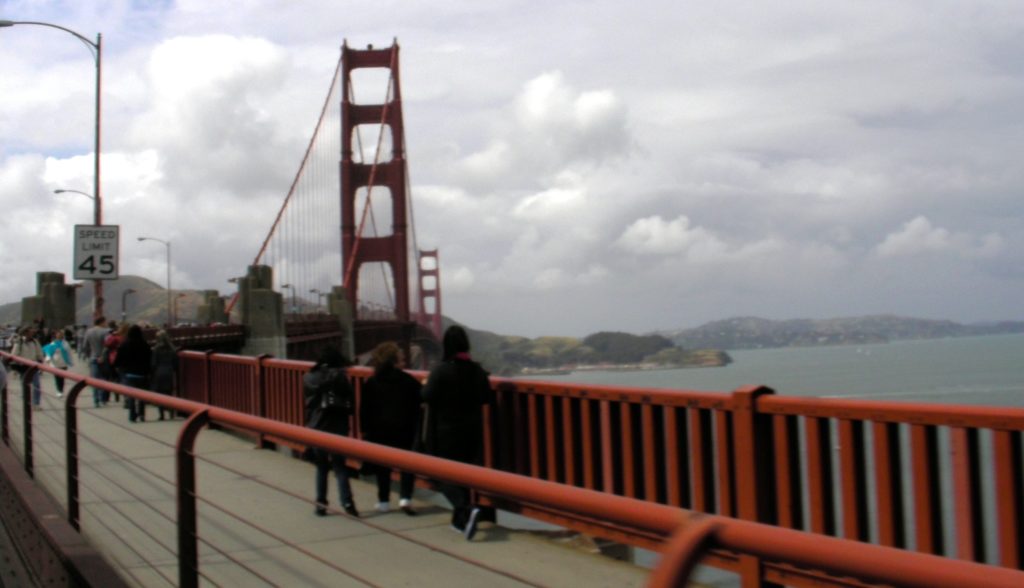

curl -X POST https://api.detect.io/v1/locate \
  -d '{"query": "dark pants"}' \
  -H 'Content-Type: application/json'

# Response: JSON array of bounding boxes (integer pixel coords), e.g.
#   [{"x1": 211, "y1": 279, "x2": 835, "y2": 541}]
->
[
  {"x1": 53, "y1": 374, "x2": 65, "y2": 393},
  {"x1": 314, "y1": 450, "x2": 353, "y2": 508},
  {"x1": 373, "y1": 464, "x2": 415, "y2": 503},
  {"x1": 121, "y1": 374, "x2": 147, "y2": 422}
]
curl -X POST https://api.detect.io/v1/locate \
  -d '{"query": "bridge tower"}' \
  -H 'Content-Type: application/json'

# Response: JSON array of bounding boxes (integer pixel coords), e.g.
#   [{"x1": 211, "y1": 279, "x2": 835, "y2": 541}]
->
[{"x1": 340, "y1": 42, "x2": 410, "y2": 323}]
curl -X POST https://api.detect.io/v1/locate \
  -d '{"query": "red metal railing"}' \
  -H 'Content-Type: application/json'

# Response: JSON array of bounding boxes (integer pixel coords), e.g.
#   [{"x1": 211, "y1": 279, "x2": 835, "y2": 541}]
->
[
  {"x1": 3, "y1": 350, "x2": 1023, "y2": 588},
  {"x1": 178, "y1": 351, "x2": 1024, "y2": 570}
]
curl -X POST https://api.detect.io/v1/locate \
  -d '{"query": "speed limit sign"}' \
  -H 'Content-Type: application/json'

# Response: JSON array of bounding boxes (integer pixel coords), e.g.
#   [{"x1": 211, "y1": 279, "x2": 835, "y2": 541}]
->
[{"x1": 73, "y1": 225, "x2": 120, "y2": 280}]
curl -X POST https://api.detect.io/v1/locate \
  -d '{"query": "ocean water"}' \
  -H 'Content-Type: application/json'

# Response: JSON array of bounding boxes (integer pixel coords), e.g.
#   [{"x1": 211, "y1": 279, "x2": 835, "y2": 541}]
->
[
  {"x1": 523, "y1": 333, "x2": 1024, "y2": 407},
  {"x1": 519, "y1": 334, "x2": 1024, "y2": 583}
]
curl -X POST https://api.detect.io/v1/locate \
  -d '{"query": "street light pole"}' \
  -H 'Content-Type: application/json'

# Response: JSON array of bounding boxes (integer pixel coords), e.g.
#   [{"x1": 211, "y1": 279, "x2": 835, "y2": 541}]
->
[
  {"x1": 138, "y1": 237, "x2": 172, "y2": 327},
  {"x1": 2, "y1": 20, "x2": 104, "y2": 320},
  {"x1": 281, "y1": 283, "x2": 296, "y2": 314},
  {"x1": 121, "y1": 288, "x2": 136, "y2": 322}
]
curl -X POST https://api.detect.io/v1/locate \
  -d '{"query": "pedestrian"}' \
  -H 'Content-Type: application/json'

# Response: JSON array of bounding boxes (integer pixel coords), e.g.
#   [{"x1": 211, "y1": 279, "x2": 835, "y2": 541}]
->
[
  {"x1": 360, "y1": 341, "x2": 422, "y2": 515},
  {"x1": 303, "y1": 345, "x2": 358, "y2": 517},
  {"x1": 421, "y1": 325, "x2": 495, "y2": 540},
  {"x1": 150, "y1": 330, "x2": 178, "y2": 420},
  {"x1": 82, "y1": 317, "x2": 110, "y2": 407},
  {"x1": 104, "y1": 322, "x2": 128, "y2": 403},
  {"x1": 113, "y1": 325, "x2": 151, "y2": 423},
  {"x1": 42, "y1": 329, "x2": 74, "y2": 399},
  {"x1": 12, "y1": 327, "x2": 45, "y2": 406}
]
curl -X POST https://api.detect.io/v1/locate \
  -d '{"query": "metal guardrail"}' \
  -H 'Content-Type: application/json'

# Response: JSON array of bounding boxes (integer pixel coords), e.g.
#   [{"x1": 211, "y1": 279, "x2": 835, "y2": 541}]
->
[{"x1": 3, "y1": 350, "x2": 1024, "y2": 587}]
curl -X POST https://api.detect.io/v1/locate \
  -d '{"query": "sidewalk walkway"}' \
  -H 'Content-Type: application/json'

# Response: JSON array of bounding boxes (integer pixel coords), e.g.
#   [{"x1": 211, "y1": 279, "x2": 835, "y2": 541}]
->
[{"x1": 5, "y1": 363, "x2": 650, "y2": 587}]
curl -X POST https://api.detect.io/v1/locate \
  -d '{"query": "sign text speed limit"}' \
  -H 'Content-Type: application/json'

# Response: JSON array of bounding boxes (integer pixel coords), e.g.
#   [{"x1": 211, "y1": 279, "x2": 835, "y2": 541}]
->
[{"x1": 73, "y1": 225, "x2": 120, "y2": 280}]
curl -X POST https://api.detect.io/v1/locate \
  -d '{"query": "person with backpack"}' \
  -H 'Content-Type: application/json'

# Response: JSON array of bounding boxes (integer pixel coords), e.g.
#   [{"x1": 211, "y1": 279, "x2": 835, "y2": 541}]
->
[
  {"x1": 303, "y1": 345, "x2": 359, "y2": 517},
  {"x1": 12, "y1": 327, "x2": 45, "y2": 406}
]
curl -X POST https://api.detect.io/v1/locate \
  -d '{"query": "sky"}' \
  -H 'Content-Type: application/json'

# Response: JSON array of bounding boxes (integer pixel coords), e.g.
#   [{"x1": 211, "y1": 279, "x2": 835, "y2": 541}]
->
[{"x1": 1, "y1": 1, "x2": 1023, "y2": 338}]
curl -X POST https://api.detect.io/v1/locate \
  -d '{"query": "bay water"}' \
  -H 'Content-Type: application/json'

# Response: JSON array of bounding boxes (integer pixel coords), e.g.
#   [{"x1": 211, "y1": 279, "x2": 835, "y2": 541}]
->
[
  {"x1": 525, "y1": 333, "x2": 1024, "y2": 407},
  {"x1": 517, "y1": 334, "x2": 1024, "y2": 583}
]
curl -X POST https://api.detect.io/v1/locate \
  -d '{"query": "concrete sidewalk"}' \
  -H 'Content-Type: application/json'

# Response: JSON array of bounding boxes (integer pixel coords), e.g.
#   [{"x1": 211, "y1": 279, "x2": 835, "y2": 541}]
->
[{"x1": 6, "y1": 365, "x2": 651, "y2": 587}]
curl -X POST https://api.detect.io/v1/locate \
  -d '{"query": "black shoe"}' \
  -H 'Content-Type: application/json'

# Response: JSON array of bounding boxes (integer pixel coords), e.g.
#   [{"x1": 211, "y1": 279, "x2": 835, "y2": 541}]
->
[
  {"x1": 464, "y1": 507, "x2": 482, "y2": 541},
  {"x1": 315, "y1": 504, "x2": 327, "y2": 517},
  {"x1": 343, "y1": 503, "x2": 359, "y2": 517}
]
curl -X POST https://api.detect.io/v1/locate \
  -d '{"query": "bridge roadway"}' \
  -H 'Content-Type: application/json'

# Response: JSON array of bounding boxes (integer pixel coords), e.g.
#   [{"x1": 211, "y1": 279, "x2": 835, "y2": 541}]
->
[{"x1": 4, "y1": 363, "x2": 651, "y2": 587}]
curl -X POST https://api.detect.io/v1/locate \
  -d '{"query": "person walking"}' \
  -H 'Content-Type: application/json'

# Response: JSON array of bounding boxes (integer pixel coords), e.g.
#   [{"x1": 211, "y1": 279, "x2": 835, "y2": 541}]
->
[
  {"x1": 150, "y1": 330, "x2": 178, "y2": 420},
  {"x1": 42, "y1": 329, "x2": 74, "y2": 399},
  {"x1": 104, "y1": 322, "x2": 128, "y2": 404},
  {"x1": 360, "y1": 341, "x2": 422, "y2": 515},
  {"x1": 12, "y1": 327, "x2": 45, "y2": 406},
  {"x1": 304, "y1": 345, "x2": 359, "y2": 517},
  {"x1": 82, "y1": 317, "x2": 110, "y2": 407},
  {"x1": 421, "y1": 325, "x2": 495, "y2": 540},
  {"x1": 113, "y1": 325, "x2": 152, "y2": 423}
]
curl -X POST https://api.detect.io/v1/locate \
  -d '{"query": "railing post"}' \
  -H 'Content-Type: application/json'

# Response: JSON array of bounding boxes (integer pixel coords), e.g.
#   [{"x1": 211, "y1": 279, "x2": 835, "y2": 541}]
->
[
  {"x1": 1, "y1": 370, "x2": 8, "y2": 445},
  {"x1": 202, "y1": 351, "x2": 214, "y2": 405},
  {"x1": 66, "y1": 380, "x2": 90, "y2": 531},
  {"x1": 177, "y1": 409, "x2": 210, "y2": 588},
  {"x1": 255, "y1": 354, "x2": 270, "y2": 447},
  {"x1": 22, "y1": 365, "x2": 38, "y2": 477},
  {"x1": 731, "y1": 385, "x2": 776, "y2": 588}
]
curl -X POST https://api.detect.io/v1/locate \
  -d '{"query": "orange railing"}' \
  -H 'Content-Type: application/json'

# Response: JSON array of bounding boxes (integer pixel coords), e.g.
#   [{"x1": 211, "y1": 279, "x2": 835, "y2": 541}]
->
[
  {"x1": 177, "y1": 351, "x2": 1024, "y2": 573},
  {"x1": 3, "y1": 350, "x2": 1023, "y2": 587}
]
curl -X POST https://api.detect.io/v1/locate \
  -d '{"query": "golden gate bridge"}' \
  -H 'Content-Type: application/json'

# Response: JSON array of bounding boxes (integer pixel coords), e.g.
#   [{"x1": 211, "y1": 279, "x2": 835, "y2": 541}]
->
[{"x1": 233, "y1": 40, "x2": 442, "y2": 359}]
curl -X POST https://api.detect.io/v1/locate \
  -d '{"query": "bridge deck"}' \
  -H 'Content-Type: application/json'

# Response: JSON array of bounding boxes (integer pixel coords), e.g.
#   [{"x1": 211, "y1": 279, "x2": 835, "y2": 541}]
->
[{"x1": 6, "y1": 365, "x2": 650, "y2": 587}]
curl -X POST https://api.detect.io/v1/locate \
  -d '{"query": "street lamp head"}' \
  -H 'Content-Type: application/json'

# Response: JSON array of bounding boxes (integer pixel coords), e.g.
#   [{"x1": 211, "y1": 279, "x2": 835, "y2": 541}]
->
[{"x1": 0, "y1": 20, "x2": 16, "y2": 27}]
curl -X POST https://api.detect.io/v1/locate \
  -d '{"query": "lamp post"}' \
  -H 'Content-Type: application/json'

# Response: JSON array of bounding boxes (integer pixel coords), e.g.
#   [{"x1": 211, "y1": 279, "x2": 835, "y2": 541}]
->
[
  {"x1": 121, "y1": 288, "x2": 135, "y2": 323},
  {"x1": 138, "y1": 237, "x2": 172, "y2": 327},
  {"x1": 2, "y1": 20, "x2": 104, "y2": 320},
  {"x1": 310, "y1": 288, "x2": 328, "y2": 313},
  {"x1": 174, "y1": 293, "x2": 187, "y2": 326},
  {"x1": 281, "y1": 283, "x2": 297, "y2": 314}
]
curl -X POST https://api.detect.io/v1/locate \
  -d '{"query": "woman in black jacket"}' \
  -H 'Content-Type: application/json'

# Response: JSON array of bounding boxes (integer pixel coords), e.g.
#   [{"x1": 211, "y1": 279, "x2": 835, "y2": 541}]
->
[
  {"x1": 304, "y1": 345, "x2": 358, "y2": 517},
  {"x1": 113, "y1": 325, "x2": 151, "y2": 422},
  {"x1": 422, "y1": 326, "x2": 494, "y2": 539},
  {"x1": 360, "y1": 342, "x2": 422, "y2": 515}
]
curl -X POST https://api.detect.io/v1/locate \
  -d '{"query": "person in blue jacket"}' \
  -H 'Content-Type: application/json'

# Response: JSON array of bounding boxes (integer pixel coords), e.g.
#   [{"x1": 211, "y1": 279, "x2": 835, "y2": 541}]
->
[{"x1": 43, "y1": 329, "x2": 75, "y2": 399}]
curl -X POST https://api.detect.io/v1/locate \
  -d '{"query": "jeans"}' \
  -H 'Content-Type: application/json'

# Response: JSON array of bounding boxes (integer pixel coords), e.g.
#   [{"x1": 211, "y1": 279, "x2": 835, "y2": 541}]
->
[
  {"x1": 30, "y1": 371, "x2": 41, "y2": 406},
  {"x1": 313, "y1": 450, "x2": 353, "y2": 508},
  {"x1": 89, "y1": 360, "x2": 104, "y2": 406},
  {"x1": 122, "y1": 374, "x2": 147, "y2": 422}
]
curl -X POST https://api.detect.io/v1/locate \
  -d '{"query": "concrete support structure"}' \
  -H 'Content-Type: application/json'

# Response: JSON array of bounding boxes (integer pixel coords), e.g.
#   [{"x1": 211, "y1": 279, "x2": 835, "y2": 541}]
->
[
  {"x1": 237, "y1": 265, "x2": 286, "y2": 358},
  {"x1": 196, "y1": 290, "x2": 228, "y2": 325},
  {"x1": 328, "y1": 285, "x2": 355, "y2": 360},
  {"x1": 21, "y1": 272, "x2": 78, "y2": 329}
]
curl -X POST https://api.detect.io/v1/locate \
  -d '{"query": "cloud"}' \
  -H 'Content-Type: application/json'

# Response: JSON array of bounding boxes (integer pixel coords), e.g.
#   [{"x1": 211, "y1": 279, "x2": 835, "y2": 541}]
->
[
  {"x1": 875, "y1": 216, "x2": 1006, "y2": 259},
  {"x1": 615, "y1": 215, "x2": 730, "y2": 261}
]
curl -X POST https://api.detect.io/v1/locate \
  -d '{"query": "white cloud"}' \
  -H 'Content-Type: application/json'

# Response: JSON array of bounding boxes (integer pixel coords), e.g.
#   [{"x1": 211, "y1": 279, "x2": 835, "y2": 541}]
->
[
  {"x1": 875, "y1": 216, "x2": 1006, "y2": 259},
  {"x1": 616, "y1": 215, "x2": 728, "y2": 260}
]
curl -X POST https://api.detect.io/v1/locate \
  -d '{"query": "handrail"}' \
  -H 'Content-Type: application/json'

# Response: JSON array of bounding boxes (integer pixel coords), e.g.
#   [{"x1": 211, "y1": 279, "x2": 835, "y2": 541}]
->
[{"x1": 3, "y1": 351, "x2": 1022, "y2": 588}]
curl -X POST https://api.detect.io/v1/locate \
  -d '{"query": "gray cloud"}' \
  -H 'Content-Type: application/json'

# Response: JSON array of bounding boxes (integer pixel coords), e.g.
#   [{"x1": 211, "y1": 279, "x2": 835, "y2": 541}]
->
[{"x1": 1, "y1": 1, "x2": 1023, "y2": 336}]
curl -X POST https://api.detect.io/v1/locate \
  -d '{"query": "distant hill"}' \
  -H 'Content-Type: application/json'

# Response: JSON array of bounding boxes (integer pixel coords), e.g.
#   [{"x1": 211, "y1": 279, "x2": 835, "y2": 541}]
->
[
  {"x1": 659, "y1": 315, "x2": 1024, "y2": 351},
  {"x1": 0, "y1": 275, "x2": 216, "y2": 327},
  {"x1": 451, "y1": 320, "x2": 731, "y2": 376}
]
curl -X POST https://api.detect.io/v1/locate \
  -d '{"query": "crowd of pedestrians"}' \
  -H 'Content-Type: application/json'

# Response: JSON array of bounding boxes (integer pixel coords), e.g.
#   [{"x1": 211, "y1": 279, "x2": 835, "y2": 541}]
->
[
  {"x1": 6, "y1": 320, "x2": 496, "y2": 541},
  {"x1": 3, "y1": 318, "x2": 179, "y2": 422}
]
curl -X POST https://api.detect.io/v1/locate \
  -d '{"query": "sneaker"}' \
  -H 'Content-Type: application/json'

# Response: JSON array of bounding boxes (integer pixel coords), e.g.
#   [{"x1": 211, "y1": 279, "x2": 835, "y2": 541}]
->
[
  {"x1": 399, "y1": 498, "x2": 416, "y2": 516},
  {"x1": 376, "y1": 502, "x2": 390, "y2": 513},
  {"x1": 314, "y1": 505, "x2": 328, "y2": 517},
  {"x1": 464, "y1": 507, "x2": 482, "y2": 541},
  {"x1": 343, "y1": 503, "x2": 360, "y2": 517},
  {"x1": 56, "y1": 392, "x2": 63, "y2": 399}
]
